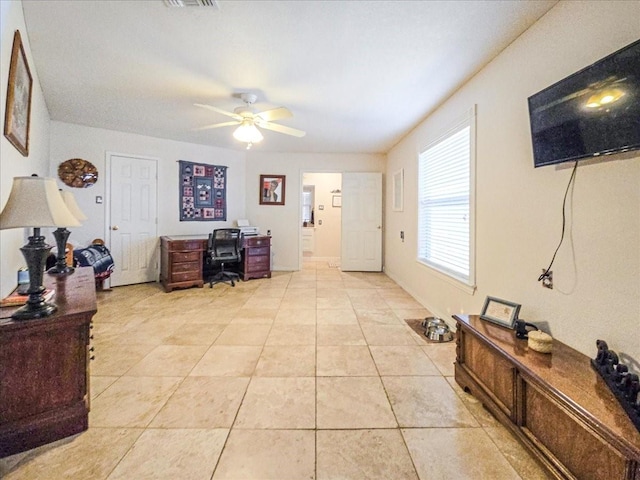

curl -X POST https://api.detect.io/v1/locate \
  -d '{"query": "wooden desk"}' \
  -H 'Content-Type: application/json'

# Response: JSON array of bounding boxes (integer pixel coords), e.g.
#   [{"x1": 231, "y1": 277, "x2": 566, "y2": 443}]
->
[
  {"x1": 454, "y1": 314, "x2": 640, "y2": 480},
  {"x1": 160, "y1": 234, "x2": 271, "y2": 292},
  {"x1": 0, "y1": 267, "x2": 97, "y2": 458}
]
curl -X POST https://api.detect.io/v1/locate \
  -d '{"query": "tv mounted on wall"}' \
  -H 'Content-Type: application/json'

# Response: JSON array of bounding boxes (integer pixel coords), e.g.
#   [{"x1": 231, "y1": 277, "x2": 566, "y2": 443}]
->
[{"x1": 528, "y1": 39, "x2": 640, "y2": 168}]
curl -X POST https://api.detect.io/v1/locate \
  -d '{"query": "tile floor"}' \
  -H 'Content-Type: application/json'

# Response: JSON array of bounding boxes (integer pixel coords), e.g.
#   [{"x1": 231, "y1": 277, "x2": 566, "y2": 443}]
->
[{"x1": 1, "y1": 261, "x2": 550, "y2": 479}]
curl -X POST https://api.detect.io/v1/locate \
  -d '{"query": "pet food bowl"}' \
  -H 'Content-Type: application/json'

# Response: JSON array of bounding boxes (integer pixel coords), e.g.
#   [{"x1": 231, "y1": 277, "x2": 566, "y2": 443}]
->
[
  {"x1": 421, "y1": 316, "x2": 447, "y2": 330},
  {"x1": 421, "y1": 317, "x2": 454, "y2": 342},
  {"x1": 426, "y1": 325, "x2": 454, "y2": 342}
]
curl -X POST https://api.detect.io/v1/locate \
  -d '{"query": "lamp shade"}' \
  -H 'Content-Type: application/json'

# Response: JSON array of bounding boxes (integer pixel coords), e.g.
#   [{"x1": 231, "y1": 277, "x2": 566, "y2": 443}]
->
[
  {"x1": 233, "y1": 120, "x2": 264, "y2": 144},
  {"x1": 61, "y1": 191, "x2": 88, "y2": 222},
  {"x1": 0, "y1": 176, "x2": 81, "y2": 230}
]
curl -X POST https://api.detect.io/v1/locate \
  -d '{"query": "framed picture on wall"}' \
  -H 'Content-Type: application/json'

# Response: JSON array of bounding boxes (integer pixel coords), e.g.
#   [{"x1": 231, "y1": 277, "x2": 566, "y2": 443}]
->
[
  {"x1": 260, "y1": 174, "x2": 286, "y2": 206},
  {"x1": 3, "y1": 30, "x2": 33, "y2": 157},
  {"x1": 392, "y1": 169, "x2": 404, "y2": 211}
]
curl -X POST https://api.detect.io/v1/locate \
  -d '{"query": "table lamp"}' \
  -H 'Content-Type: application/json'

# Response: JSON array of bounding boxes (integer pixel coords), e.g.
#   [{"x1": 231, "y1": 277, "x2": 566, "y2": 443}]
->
[
  {"x1": 0, "y1": 176, "x2": 81, "y2": 320},
  {"x1": 48, "y1": 190, "x2": 88, "y2": 275}
]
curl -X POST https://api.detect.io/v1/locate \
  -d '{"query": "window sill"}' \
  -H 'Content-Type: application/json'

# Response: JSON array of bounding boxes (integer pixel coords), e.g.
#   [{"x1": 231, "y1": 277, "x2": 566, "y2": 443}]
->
[{"x1": 416, "y1": 259, "x2": 476, "y2": 295}]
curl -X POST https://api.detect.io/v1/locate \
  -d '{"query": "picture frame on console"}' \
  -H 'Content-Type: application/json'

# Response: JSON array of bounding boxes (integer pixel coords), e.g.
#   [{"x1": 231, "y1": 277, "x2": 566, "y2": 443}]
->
[
  {"x1": 3, "y1": 30, "x2": 33, "y2": 157},
  {"x1": 480, "y1": 296, "x2": 521, "y2": 328},
  {"x1": 259, "y1": 174, "x2": 286, "y2": 206}
]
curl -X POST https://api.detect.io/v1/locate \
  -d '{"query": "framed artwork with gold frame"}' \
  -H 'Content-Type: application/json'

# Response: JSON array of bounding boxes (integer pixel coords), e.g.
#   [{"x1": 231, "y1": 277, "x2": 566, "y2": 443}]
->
[{"x1": 4, "y1": 31, "x2": 33, "y2": 157}]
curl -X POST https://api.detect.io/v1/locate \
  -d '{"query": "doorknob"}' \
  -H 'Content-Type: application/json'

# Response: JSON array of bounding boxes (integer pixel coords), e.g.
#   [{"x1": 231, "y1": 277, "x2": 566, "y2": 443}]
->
[
  {"x1": 377, "y1": 226, "x2": 382, "y2": 229},
  {"x1": 112, "y1": 225, "x2": 119, "y2": 231}
]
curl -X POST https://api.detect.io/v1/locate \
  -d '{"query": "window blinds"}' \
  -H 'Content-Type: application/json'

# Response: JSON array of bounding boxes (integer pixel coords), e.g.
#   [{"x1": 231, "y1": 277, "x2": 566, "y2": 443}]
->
[{"x1": 418, "y1": 123, "x2": 471, "y2": 285}]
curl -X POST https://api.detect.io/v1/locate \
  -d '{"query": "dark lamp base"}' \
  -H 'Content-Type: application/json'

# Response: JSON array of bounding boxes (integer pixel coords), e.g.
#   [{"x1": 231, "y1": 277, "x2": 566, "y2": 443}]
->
[
  {"x1": 48, "y1": 265, "x2": 75, "y2": 275},
  {"x1": 12, "y1": 228, "x2": 58, "y2": 320},
  {"x1": 11, "y1": 301, "x2": 57, "y2": 320},
  {"x1": 49, "y1": 227, "x2": 73, "y2": 276}
]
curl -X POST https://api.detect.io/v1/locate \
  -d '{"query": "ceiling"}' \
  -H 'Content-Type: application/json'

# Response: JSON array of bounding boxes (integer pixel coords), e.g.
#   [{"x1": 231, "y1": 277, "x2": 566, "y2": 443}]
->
[{"x1": 21, "y1": 0, "x2": 557, "y2": 154}]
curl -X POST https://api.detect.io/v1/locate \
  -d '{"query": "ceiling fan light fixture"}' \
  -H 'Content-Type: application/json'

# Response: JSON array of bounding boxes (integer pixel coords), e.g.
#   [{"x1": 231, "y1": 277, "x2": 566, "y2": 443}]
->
[
  {"x1": 585, "y1": 88, "x2": 625, "y2": 108},
  {"x1": 233, "y1": 120, "x2": 263, "y2": 144}
]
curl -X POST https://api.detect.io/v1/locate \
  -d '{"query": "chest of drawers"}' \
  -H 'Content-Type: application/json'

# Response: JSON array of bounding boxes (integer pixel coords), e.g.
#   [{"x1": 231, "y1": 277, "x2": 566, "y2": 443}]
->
[
  {"x1": 241, "y1": 235, "x2": 271, "y2": 280},
  {"x1": 160, "y1": 236, "x2": 206, "y2": 292}
]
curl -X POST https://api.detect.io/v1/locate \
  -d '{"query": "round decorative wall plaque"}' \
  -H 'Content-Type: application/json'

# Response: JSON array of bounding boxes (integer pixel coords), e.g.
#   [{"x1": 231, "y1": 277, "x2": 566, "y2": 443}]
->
[{"x1": 58, "y1": 158, "x2": 98, "y2": 188}]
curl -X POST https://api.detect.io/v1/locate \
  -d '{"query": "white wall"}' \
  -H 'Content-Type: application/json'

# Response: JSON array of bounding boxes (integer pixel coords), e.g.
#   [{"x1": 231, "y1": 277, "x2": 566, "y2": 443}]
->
[
  {"x1": 0, "y1": 0, "x2": 52, "y2": 297},
  {"x1": 303, "y1": 172, "x2": 342, "y2": 259},
  {"x1": 49, "y1": 121, "x2": 246, "y2": 248},
  {"x1": 246, "y1": 153, "x2": 384, "y2": 270},
  {"x1": 385, "y1": 0, "x2": 640, "y2": 361}
]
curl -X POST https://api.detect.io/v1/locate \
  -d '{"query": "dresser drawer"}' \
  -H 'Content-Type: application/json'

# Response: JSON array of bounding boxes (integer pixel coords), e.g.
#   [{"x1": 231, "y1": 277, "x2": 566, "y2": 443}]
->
[
  {"x1": 246, "y1": 264, "x2": 269, "y2": 273},
  {"x1": 247, "y1": 246, "x2": 270, "y2": 256},
  {"x1": 171, "y1": 261, "x2": 200, "y2": 274},
  {"x1": 172, "y1": 251, "x2": 200, "y2": 263},
  {"x1": 170, "y1": 240, "x2": 204, "y2": 251},
  {"x1": 246, "y1": 255, "x2": 269, "y2": 269},
  {"x1": 171, "y1": 271, "x2": 201, "y2": 283},
  {"x1": 244, "y1": 236, "x2": 270, "y2": 247}
]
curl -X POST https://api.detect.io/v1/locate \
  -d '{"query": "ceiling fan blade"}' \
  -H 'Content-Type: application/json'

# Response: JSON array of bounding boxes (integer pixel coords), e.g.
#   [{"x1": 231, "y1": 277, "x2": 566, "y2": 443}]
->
[
  {"x1": 194, "y1": 103, "x2": 243, "y2": 121},
  {"x1": 194, "y1": 121, "x2": 240, "y2": 131},
  {"x1": 257, "y1": 120, "x2": 306, "y2": 138},
  {"x1": 255, "y1": 107, "x2": 293, "y2": 122}
]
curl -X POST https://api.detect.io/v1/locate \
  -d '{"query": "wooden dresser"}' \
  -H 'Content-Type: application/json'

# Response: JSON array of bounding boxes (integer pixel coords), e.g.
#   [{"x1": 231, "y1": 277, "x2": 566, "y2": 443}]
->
[
  {"x1": 160, "y1": 235, "x2": 207, "y2": 292},
  {"x1": 241, "y1": 235, "x2": 271, "y2": 281},
  {"x1": 0, "y1": 267, "x2": 97, "y2": 458},
  {"x1": 454, "y1": 314, "x2": 640, "y2": 480}
]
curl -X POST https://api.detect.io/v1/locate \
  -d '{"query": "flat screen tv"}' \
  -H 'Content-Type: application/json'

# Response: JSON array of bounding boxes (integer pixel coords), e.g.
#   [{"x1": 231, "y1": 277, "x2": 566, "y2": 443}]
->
[{"x1": 528, "y1": 39, "x2": 640, "y2": 168}]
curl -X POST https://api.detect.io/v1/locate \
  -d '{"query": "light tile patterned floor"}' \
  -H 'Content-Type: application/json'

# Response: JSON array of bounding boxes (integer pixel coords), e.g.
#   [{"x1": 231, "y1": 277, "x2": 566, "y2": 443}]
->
[{"x1": 1, "y1": 261, "x2": 550, "y2": 479}]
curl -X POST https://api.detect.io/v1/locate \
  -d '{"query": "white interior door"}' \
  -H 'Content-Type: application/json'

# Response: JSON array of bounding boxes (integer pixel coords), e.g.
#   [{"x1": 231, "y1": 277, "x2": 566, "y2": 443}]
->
[
  {"x1": 341, "y1": 172, "x2": 382, "y2": 271},
  {"x1": 108, "y1": 154, "x2": 158, "y2": 286}
]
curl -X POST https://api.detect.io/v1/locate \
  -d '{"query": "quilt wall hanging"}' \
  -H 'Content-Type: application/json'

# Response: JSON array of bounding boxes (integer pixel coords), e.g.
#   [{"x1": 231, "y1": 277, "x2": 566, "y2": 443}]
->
[{"x1": 179, "y1": 160, "x2": 227, "y2": 221}]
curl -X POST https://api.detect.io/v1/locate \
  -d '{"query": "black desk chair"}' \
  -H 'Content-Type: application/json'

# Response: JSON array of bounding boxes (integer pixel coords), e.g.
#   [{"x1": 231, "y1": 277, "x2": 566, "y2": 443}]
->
[{"x1": 207, "y1": 228, "x2": 242, "y2": 287}]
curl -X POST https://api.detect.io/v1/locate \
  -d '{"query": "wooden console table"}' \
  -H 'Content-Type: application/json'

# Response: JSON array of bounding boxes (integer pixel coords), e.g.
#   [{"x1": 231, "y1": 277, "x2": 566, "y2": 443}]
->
[
  {"x1": 454, "y1": 314, "x2": 640, "y2": 480},
  {"x1": 0, "y1": 267, "x2": 97, "y2": 458},
  {"x1": 160, "y1": 234, "x2": 272, "y2": 292}
]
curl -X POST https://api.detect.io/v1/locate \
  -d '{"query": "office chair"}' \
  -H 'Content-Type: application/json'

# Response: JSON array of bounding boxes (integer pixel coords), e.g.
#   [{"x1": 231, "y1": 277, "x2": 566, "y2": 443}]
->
[{"x1": 207, "y1": 228, "x2": 242, "y2": 287}]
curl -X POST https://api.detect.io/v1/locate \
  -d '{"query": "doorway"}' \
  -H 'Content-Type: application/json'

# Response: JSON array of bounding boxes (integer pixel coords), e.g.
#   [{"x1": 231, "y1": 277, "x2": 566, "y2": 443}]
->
[
  {"x1": 107, "y1": 153, "x2": 159, "y2": 286},
  {"x1": 300, "y1": 172, "x2": 342, "y2": 268}
]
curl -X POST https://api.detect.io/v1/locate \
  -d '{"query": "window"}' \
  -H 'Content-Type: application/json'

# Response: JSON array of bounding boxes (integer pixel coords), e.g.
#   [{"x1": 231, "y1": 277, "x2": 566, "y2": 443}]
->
[{"x1": 418, "y1": 109, "x2": 475, "y2": 288}]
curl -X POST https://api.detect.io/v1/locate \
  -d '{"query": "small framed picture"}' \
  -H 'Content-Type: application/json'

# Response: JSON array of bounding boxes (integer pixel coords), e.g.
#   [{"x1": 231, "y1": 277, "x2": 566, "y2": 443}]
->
[
  {"x1": 4, "y1": 30, "x2": 33, "y2": 157},
  {"x1": 259, "y1": 174, "x2": 286, "y2": 206},
  {"x1": 332, "y1": 195, "x2": 341, "y2": 207},
  {"x1": 480, "y1": 296, "x2": 521, "y2": 329}
]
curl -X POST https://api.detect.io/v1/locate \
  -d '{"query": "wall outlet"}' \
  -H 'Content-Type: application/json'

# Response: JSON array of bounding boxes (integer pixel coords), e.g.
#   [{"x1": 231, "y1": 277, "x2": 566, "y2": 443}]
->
[
  {"x1": 400, "y1": 231, "x2": 404, "y2": 242},
  {"x1": 541, "y1": 269, "x2": 553, "y2": 289}
]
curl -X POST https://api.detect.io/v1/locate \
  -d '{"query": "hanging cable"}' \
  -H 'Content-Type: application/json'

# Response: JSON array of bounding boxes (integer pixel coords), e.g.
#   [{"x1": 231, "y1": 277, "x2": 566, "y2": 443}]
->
[{"x1": 538, "y1": 159, "x2": 579, "y2": 283}]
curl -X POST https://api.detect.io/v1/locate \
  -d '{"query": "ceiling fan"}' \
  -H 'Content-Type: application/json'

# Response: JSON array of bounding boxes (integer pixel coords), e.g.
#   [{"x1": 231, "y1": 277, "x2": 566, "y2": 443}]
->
[{"x1": 195, "y1": 93, "x2": 305, "y2": 148}]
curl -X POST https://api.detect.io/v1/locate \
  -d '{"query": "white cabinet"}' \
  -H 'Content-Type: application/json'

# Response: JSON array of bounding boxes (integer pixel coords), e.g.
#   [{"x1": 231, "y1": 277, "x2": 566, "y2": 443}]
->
[{"x1": 302, "y1": 228, "x2": 315, "y2": 253}]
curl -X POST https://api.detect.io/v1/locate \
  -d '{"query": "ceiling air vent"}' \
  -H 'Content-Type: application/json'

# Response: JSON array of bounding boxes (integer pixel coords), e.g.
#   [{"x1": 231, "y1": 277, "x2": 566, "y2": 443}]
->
[{"x1": 163, "y1": 0, "x2": 219, "y2": 8}]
